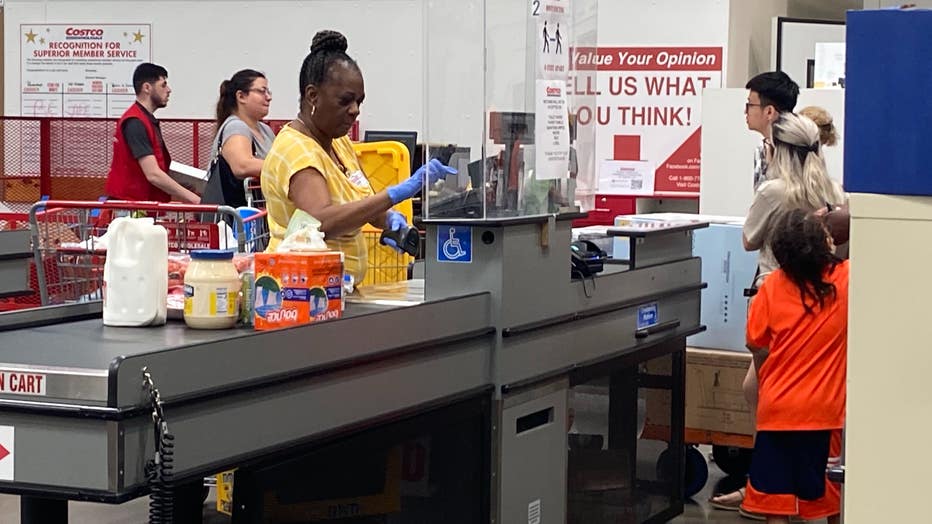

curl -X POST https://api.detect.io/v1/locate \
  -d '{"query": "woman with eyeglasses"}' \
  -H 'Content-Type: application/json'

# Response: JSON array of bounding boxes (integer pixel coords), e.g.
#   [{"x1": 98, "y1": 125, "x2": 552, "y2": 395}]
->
[{"x1": 201, "y1": 68, "x2": 276, "y2": 208}]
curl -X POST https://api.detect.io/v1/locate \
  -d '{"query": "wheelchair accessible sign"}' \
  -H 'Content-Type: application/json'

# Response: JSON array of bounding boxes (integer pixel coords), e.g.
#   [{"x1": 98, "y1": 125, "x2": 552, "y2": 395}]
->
[{"x1": 437, "y1": 226, "x2": 472, "y2": 263}]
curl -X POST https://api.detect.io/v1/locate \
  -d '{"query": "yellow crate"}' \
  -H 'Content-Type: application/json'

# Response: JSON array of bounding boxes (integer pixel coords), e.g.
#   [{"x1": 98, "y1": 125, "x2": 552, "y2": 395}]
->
[
  {"x1": 361, "y1": 227, "x2": 412, "y2": 285},
  {"x1": 353, "y1": 141, "x2": 415, "y2": 286}
]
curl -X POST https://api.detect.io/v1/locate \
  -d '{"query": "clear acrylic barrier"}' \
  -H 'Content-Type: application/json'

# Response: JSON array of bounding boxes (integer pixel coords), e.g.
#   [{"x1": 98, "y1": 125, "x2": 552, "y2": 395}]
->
[{"x1": 424, "y1": 0, "x2": 598, "y2": 220}]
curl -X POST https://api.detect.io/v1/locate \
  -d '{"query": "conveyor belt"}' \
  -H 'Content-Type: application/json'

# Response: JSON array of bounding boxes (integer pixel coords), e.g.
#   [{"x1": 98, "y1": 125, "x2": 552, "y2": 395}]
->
[{"x1": 0, "y1": 287, "x2": 492, "y2": 410}]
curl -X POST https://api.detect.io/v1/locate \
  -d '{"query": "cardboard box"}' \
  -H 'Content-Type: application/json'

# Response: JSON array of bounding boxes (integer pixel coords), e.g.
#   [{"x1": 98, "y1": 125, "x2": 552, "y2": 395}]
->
[
  {"x1": 685, "y1": 348, "x2": 754, "y2": 435},
  {"x1": 644, "y1": 348, "x2": 754, "y2": 437},
  {"x1": 253, "y1": 251, "x2": 344, "y2": 330},
  {"x1": 168, "y1": 161, "x2": 208, "y2": 195}
]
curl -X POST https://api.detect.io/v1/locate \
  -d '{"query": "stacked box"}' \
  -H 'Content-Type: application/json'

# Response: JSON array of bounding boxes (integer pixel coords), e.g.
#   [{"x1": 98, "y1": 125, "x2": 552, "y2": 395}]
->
[
  {"x1": 253, "y1": 252, "x2": 344, "y2": 331},
  {"x1": 645, "y1": 348, "x2": 755, "y2": 436}
]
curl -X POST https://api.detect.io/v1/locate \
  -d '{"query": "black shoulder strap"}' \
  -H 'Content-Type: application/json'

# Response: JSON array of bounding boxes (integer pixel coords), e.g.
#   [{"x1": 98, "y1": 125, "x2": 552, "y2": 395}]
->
[
  {"x1": 744, "y1": 265, "x2": 761, "y2": 297},
  {"x1": 213, "y1": 119, "x2": 234, "y2": 160}
]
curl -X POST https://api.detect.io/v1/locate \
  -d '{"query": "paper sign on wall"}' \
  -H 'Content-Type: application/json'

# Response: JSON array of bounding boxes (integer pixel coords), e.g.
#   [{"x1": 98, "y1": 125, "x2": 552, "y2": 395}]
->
[
  {"x1": 533, "y1": 0, "x2": 572, "y2": 182},
  {"x1": 20, "y1": 23, "x2": 152, "y2": 118},
  {"x1": 598, "y1": 160, "x2": 654, "y2": 196},
  {"x1": 572, "y1": 46, "x2": 723, "y2": 196},
  {"x1": 534, "y1": 0, "x2": 571, "y2": 81},
  {"x1": 814, "y1": 42, "x2": 845, "y2": 89},
  {"x1": 534, "y1": 80, "x2": 571, "y2": 180}
]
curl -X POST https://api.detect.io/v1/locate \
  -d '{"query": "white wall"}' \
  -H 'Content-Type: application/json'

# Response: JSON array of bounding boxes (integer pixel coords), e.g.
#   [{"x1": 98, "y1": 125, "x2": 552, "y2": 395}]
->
[
  {"x1": 597, "y1": 0, "x2": 729, "y2": 49},
  {"x1": 699, "y1": 87, "x2": 845, "y2": 216},
  {"x1": 3, "y1": 0, "x2": 793, "y2": 204},
  {"x1": 4, "y1": 0, "x2": 426, "y2": 134},
  {"x1": 845, "y1": 193, "x2": 932, "y2": 524},
  {"x1": 3, "y1": 0, "x2": 732, "y2": 124},
  {"x1": 787, "y1": 0, "x2": 860, "y2": 19},
  {"x1": 727, "y1": 0, "x2": 788, "y2": 87}
]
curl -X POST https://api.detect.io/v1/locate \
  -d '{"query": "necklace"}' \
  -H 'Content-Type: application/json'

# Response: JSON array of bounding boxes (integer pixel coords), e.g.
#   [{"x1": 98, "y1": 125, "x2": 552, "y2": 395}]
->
[{"x1": 294, "y1": 115, "x2": 347, "y2": 174}]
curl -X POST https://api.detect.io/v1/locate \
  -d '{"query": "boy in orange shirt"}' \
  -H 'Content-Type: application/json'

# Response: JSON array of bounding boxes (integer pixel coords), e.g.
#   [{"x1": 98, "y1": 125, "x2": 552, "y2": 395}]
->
[{"x1": 740, "y1": 209, "x2": 847, "y2": 524}]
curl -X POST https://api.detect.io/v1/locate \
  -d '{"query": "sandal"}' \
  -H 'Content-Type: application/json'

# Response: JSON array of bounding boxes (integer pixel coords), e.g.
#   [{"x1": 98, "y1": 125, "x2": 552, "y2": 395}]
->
[
  {"x1": 739, "y1": 507, "x2": 805, "y2": 522},
  {"x1": 738, "y1": 506, "x2": 767, "y2": 520},
  {"x1": 709, "y1": 487, "x2": 745, "y2": 511}
]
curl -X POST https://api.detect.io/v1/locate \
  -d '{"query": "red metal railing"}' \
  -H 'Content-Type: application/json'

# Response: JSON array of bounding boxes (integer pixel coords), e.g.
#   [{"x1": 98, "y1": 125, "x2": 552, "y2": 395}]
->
[{"x1": 0, "y1": 116, "x2": 359, "y2": 206}]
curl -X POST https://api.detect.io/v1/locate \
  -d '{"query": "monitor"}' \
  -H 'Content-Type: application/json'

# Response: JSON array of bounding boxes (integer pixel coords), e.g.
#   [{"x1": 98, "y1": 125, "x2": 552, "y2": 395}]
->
[{"x1": 363, "y1": 130, "x2": 418, "y2": 173}]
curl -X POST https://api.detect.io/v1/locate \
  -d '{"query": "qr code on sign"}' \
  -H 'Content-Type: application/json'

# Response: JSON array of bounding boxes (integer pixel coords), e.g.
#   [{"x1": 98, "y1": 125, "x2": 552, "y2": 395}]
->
[{"x1": 631, "y1": 179, "x2": 643, "y2": 190}]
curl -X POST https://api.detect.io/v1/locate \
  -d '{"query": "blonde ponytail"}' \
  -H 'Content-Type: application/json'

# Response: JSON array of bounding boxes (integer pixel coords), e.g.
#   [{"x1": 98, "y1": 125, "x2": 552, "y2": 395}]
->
[{"x1": 771, "y1": 113, "x2": 843, "y2": 210}]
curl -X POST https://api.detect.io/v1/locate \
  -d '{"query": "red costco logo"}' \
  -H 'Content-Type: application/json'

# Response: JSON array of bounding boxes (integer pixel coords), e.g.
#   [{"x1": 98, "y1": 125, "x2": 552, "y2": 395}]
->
[{"x1": 65, "y1": 28, "x2": 104, "y2": 37}]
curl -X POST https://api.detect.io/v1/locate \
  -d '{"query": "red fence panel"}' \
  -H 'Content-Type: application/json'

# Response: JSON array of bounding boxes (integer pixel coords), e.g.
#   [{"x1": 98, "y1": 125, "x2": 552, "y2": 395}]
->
[{"x1": 1, "y1": 116, "x2": 358, "y2": 205}]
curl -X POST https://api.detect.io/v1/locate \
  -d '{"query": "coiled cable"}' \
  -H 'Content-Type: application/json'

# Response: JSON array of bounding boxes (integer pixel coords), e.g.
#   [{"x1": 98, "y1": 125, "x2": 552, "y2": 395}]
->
[{"x1": 148, "y1": 429, "x2": 175, "y2": 524}]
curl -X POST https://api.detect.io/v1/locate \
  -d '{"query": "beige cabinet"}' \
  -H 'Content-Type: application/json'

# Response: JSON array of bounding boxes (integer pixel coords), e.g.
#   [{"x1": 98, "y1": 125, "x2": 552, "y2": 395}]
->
[{"x1": 845, "y1": 193, "x2": 932, "y2": 522}]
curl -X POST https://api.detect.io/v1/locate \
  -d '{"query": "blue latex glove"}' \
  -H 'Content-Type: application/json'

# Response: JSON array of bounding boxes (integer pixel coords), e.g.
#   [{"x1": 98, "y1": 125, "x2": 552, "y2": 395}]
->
[
  {"x1": 386, "y1": 159, "x2": 458, "y2": 204},
  {"x1": 382, "y1": 210, "x2": 409, "y2": 251}
]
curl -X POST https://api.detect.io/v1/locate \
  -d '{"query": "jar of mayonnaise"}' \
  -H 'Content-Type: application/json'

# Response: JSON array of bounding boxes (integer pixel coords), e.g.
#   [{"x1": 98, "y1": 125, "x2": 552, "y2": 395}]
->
[{"x1": 184, "y1": 249, "x2": 241, "y2": 329}]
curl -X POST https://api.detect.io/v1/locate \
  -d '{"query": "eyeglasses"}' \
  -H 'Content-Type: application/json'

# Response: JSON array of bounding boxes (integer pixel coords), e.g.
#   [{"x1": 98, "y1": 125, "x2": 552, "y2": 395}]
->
[
  {"x1": 249, "y1": 87, "x2": 272, "y2": 97},
  {"x1": 745, "y1": 102, "x2": 763, "y2": 112}
]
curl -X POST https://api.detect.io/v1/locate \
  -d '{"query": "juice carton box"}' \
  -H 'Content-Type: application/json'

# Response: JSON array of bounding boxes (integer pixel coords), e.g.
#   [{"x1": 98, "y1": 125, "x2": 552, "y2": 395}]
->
[{"x1": 253, "y1": 251, "x2": 344, "y2": 330}]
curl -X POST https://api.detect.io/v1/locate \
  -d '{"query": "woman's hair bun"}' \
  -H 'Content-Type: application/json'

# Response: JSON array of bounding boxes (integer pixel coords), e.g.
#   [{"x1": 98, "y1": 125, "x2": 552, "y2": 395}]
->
[{"x1": 310, "y1": 30, "x2": 348, "y2": 55}]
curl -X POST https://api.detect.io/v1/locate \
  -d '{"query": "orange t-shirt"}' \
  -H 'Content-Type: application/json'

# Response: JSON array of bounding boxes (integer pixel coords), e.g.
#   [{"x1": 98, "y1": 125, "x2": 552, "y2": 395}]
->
[{"x1": 747, "y1": 260, "x2": 849, "y2": 431}]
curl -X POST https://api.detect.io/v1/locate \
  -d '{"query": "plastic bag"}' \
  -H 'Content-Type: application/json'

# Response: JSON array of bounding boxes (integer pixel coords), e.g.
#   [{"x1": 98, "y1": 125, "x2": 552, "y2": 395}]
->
[
  {"x1": 278, "y1": 209, "x2": 329, "y2": 252},
  {"x1": 217, "y1": 220, "x2": 237, "y2": 250}
]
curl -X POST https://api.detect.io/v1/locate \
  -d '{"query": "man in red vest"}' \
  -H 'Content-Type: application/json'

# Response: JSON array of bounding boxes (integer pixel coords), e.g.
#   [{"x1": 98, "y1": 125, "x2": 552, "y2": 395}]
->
[{"x1": 105, "y1": 63, "x2": 200, "y2": 203}]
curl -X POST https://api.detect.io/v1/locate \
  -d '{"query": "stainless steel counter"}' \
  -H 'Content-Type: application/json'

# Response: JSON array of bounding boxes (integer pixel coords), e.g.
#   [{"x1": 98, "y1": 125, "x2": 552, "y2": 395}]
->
[{"x1": 0, "y1": 217, "x2": 705, "y2": 524}]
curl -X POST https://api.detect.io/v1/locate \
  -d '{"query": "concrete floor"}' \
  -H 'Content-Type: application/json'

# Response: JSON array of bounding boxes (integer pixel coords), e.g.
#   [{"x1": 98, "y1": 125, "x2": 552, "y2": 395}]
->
[
  {"x1": 669, "y1": 447, "x2": 830, "y2": 523},
  {"x1": 0, "y1": 451, "x2": 832, "y2": 523}
]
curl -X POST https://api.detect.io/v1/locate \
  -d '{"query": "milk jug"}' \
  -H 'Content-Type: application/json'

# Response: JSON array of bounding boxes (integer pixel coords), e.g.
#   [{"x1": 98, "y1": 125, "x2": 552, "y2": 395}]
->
[{"x1": 103, "y1": 217, "x2": 168, "y2": 326}]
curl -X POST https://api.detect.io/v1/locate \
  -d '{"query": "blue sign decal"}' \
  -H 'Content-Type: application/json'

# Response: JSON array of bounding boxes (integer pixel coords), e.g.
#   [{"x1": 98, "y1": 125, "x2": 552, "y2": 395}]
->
[
  {"x1": 437, "y1": 226, "x2": 472, "y2": 263},
  {"x1": 637, "y1": 302, "x2": 659, "y2": 330}
]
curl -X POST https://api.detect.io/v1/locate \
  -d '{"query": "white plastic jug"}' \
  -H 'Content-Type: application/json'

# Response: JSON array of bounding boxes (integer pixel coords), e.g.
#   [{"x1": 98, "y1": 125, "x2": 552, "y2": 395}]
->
[{"x1": 102, "y1": 217, "x2": 168, "y2": 326}]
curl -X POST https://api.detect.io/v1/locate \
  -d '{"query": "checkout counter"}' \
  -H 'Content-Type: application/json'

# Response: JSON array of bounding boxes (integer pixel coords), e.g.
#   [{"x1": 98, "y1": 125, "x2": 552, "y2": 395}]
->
[
  {"x1": 0, "y1": 3, "x2": 710, "y2": 520},
  {"x1": 0, "y1": 213, "x2": 705, "y2": 524}
]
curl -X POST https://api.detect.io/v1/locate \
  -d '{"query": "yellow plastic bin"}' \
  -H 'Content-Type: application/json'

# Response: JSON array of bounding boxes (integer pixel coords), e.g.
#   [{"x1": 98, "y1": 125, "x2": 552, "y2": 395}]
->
[{"x1": 353, "y1": 141, "x2": 415, "y2": 286}]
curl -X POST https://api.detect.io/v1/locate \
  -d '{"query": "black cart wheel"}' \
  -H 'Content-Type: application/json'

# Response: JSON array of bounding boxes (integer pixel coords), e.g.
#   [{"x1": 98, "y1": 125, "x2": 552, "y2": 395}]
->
[
  {"x1": 656, "y1": 445, "x2": 709, "y2": 498},
  {"x1": 712, "y1": 445, "x2": 753, "y2": 477}
]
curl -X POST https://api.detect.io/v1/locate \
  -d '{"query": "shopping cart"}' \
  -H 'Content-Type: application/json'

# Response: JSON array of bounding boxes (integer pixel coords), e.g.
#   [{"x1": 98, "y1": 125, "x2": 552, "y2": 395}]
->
[
  {"x1": 0, "y1": 212, "x2": 36, "y2": 312},
  {"x1": 0, "y1": 212, "x2": 29, "y2": 232},
  {"x1": 28, "y1": 200, "x2": 269, "y2": 306},
  {"x1": 244, "y1": 177, "x2": 265, "y2": 209}
]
